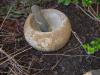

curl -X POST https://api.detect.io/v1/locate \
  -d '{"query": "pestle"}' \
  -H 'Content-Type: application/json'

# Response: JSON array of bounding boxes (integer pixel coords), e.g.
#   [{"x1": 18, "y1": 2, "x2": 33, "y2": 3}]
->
[{"x1": 31, "y1": 5, "x2": 49, "y2": 32}]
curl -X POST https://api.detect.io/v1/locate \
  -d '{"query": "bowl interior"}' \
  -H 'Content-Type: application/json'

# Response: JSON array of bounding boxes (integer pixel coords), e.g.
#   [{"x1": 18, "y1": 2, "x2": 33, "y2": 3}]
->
[{"x1": 41, "y1": 9, "x2": 67, "y2": 31}]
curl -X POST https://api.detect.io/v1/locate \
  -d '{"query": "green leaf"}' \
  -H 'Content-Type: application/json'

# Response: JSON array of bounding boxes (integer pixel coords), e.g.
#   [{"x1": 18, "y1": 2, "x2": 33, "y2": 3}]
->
[
  {"x1": 58, "y1": 0, "x2": 71, "y2": 5},
  {"x1": 88, "y1": 47, "x2": 95, "y2": 54},
  {"x1": 58, "y1": 0, "x2": 64, "y2": 3},
  {"x1": 71, "y1": 0, "x2": 79, "y2": 4},
  {"x1": 63, "y1": 0, "x2": 71, "y2": 5},
  {"x1": 97, "y1": 0, "x2": 100, "y2": 3},
  {"x1": 83, "y1": 38, "x2": 100, "y2": 54},
  {"x1": 82, "y1": 0, "x2": 93, "y2": 7}
]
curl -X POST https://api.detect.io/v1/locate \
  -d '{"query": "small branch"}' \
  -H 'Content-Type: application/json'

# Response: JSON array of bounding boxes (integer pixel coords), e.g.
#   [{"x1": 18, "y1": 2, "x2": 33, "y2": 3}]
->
[
  {"x1": 0, "y1": 48, "x2": 23, "y2": 74},
  {"x1": 96, "y1": 3, "x2": 99, "y2": 16},
  {"x1": 88, "y1": 9, "x2": 100, "y2": 22},
  {"x1": 27, "y1": 55, "x2": 34, "y2": 71},
  {"x1": 89, "y1": 6, "x2": 96, "y2": 16},
  {"x1": 51, "y1": 45, "x2": 80, "y2": 70},
  {"x1": 0, "y1": 35, "x2": 12, "y2": 36},
  {"x1": 0, "y1": 6, "x2": 13, "y2": 30},
  {"x1": 0, "y1": 48, "x2": 30, "y2": 75},
  {"x1": 72, "y1": 31, "x2": 83, "y2": 46},
  {"x1": 76, "y1": 4, "x2": 100, "y2": 22},
  {"x1": 72, "y1": 31, "x2": 89, "y2": 54},
  {"x1": 76, "y1": 4, "x2": 95, "y2": 20},
  {"x1": 0, "y1": 47, "x2": 32, "y2": 66},
  {"x1": 9, "y1": 67, "x2": 18, "y2": 75},
  {"x1": 0, "y1": 45, "x2": 29, "y2": 62},
  {"x1": 33, "y1": 67, "x2": 46, "y2": 75},
  {"x1": 43, "y1": 54, "x2": 100, "y2": 59}
]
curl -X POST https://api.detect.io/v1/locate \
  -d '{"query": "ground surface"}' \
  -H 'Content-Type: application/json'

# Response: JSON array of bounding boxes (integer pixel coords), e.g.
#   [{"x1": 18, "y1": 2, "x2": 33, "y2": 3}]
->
[{"x1": 0, "y1": 1, "x2": 100, "y2": 75}]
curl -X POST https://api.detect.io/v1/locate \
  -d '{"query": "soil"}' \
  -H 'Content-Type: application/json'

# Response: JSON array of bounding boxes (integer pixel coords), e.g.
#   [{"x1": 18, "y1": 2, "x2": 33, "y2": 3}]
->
[{"x1": 0, "y1": 1, "x2": 100, "y2": 75}]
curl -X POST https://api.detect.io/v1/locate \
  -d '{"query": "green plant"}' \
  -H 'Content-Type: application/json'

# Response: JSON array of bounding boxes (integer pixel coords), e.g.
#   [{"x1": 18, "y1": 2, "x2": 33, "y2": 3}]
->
[
  {"x1": 58, "y1": 0, "x2": 100, "y2": 21},
  {"x1": 58, "y1": 0, "x2": 93, "y2": 6},
  {"x1": 58, "y1": 0, "x2": 71, "y2": 5},
  {"x1": 58, "y1": 0, "x2": 100, "y2": 6},
  {"x1": 97, "y1": 0, "x2": 100, "y2": 3},
  {"x1": 83, "y1": 38, "x2": 100, "y2": 54},
  {"x1": 96, "y1": 14, "x2": 100, "y2": 20},
  {"x1": 82, "y1": 0, "x2": 93, "y2": 7}
]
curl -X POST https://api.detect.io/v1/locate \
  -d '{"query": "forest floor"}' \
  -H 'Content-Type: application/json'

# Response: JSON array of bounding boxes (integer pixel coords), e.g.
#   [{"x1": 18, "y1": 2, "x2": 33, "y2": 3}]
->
[{"x1": 0, "y1": 1, "x2": 100, "y2": 75}]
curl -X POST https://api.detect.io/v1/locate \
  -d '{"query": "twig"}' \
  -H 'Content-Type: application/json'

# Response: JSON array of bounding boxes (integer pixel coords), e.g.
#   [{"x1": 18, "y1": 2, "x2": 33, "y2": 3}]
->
[
  {"x1": 76, "y1": 5, "x2": 95, "y2": 20},
  {"x1": 0, "y1": 34, "x2": 13, "y2": 36},
  {"x1": 0, "y1": 45, "x2": 29, "y2": 62},
  {"x1": 8, "y1": 67, "x2": 18, "y2": 75},
  {"x1": 89, "y1": 6, "x2": 96, "y2": 16},
  {"x1": 27, "y1": 55, "x2": 34, "y2": 71},
  {"x1": 0, "y1": 71, "x2": 8, "y2": 74},
  {"x1": 0, "y1": 6, "x2": 13, "y2": 30},
  {"x1": 0, "y1": 49, "x2": 23, "y2": 74},
  {"x1": 97, "y1": 3, "x2": 99, "y2": 15},
  {"x1": 0, "y1": 47, "x2": 32, "y2": 66},
  {"x1": 76, "y1": 4, "x2": 100, "y2": 22},
  {"x1": 18, "y1": 64, "x2": 46, "y2": 71},
  {"x1": 51, "y1": 45, "x2": 80, "y2": 70},
  {"x1": 88, "y1": 9, "x2": 100, "y2": 22},
  {"x1": 0, "y1": 48, "x2": 29, "y2": 75},
  {"x1": 7, "y1": 67, "x2": 12, "y2": 75},
  {"x1": 33, "y1": 67, "x2": 45, "y2": 75},
  {"x1": 43, "y1": 54, "x2": 100, "y2": 59},
  {"x1": 72, "y1": 31, "x2": 83, "y2": 46}
]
